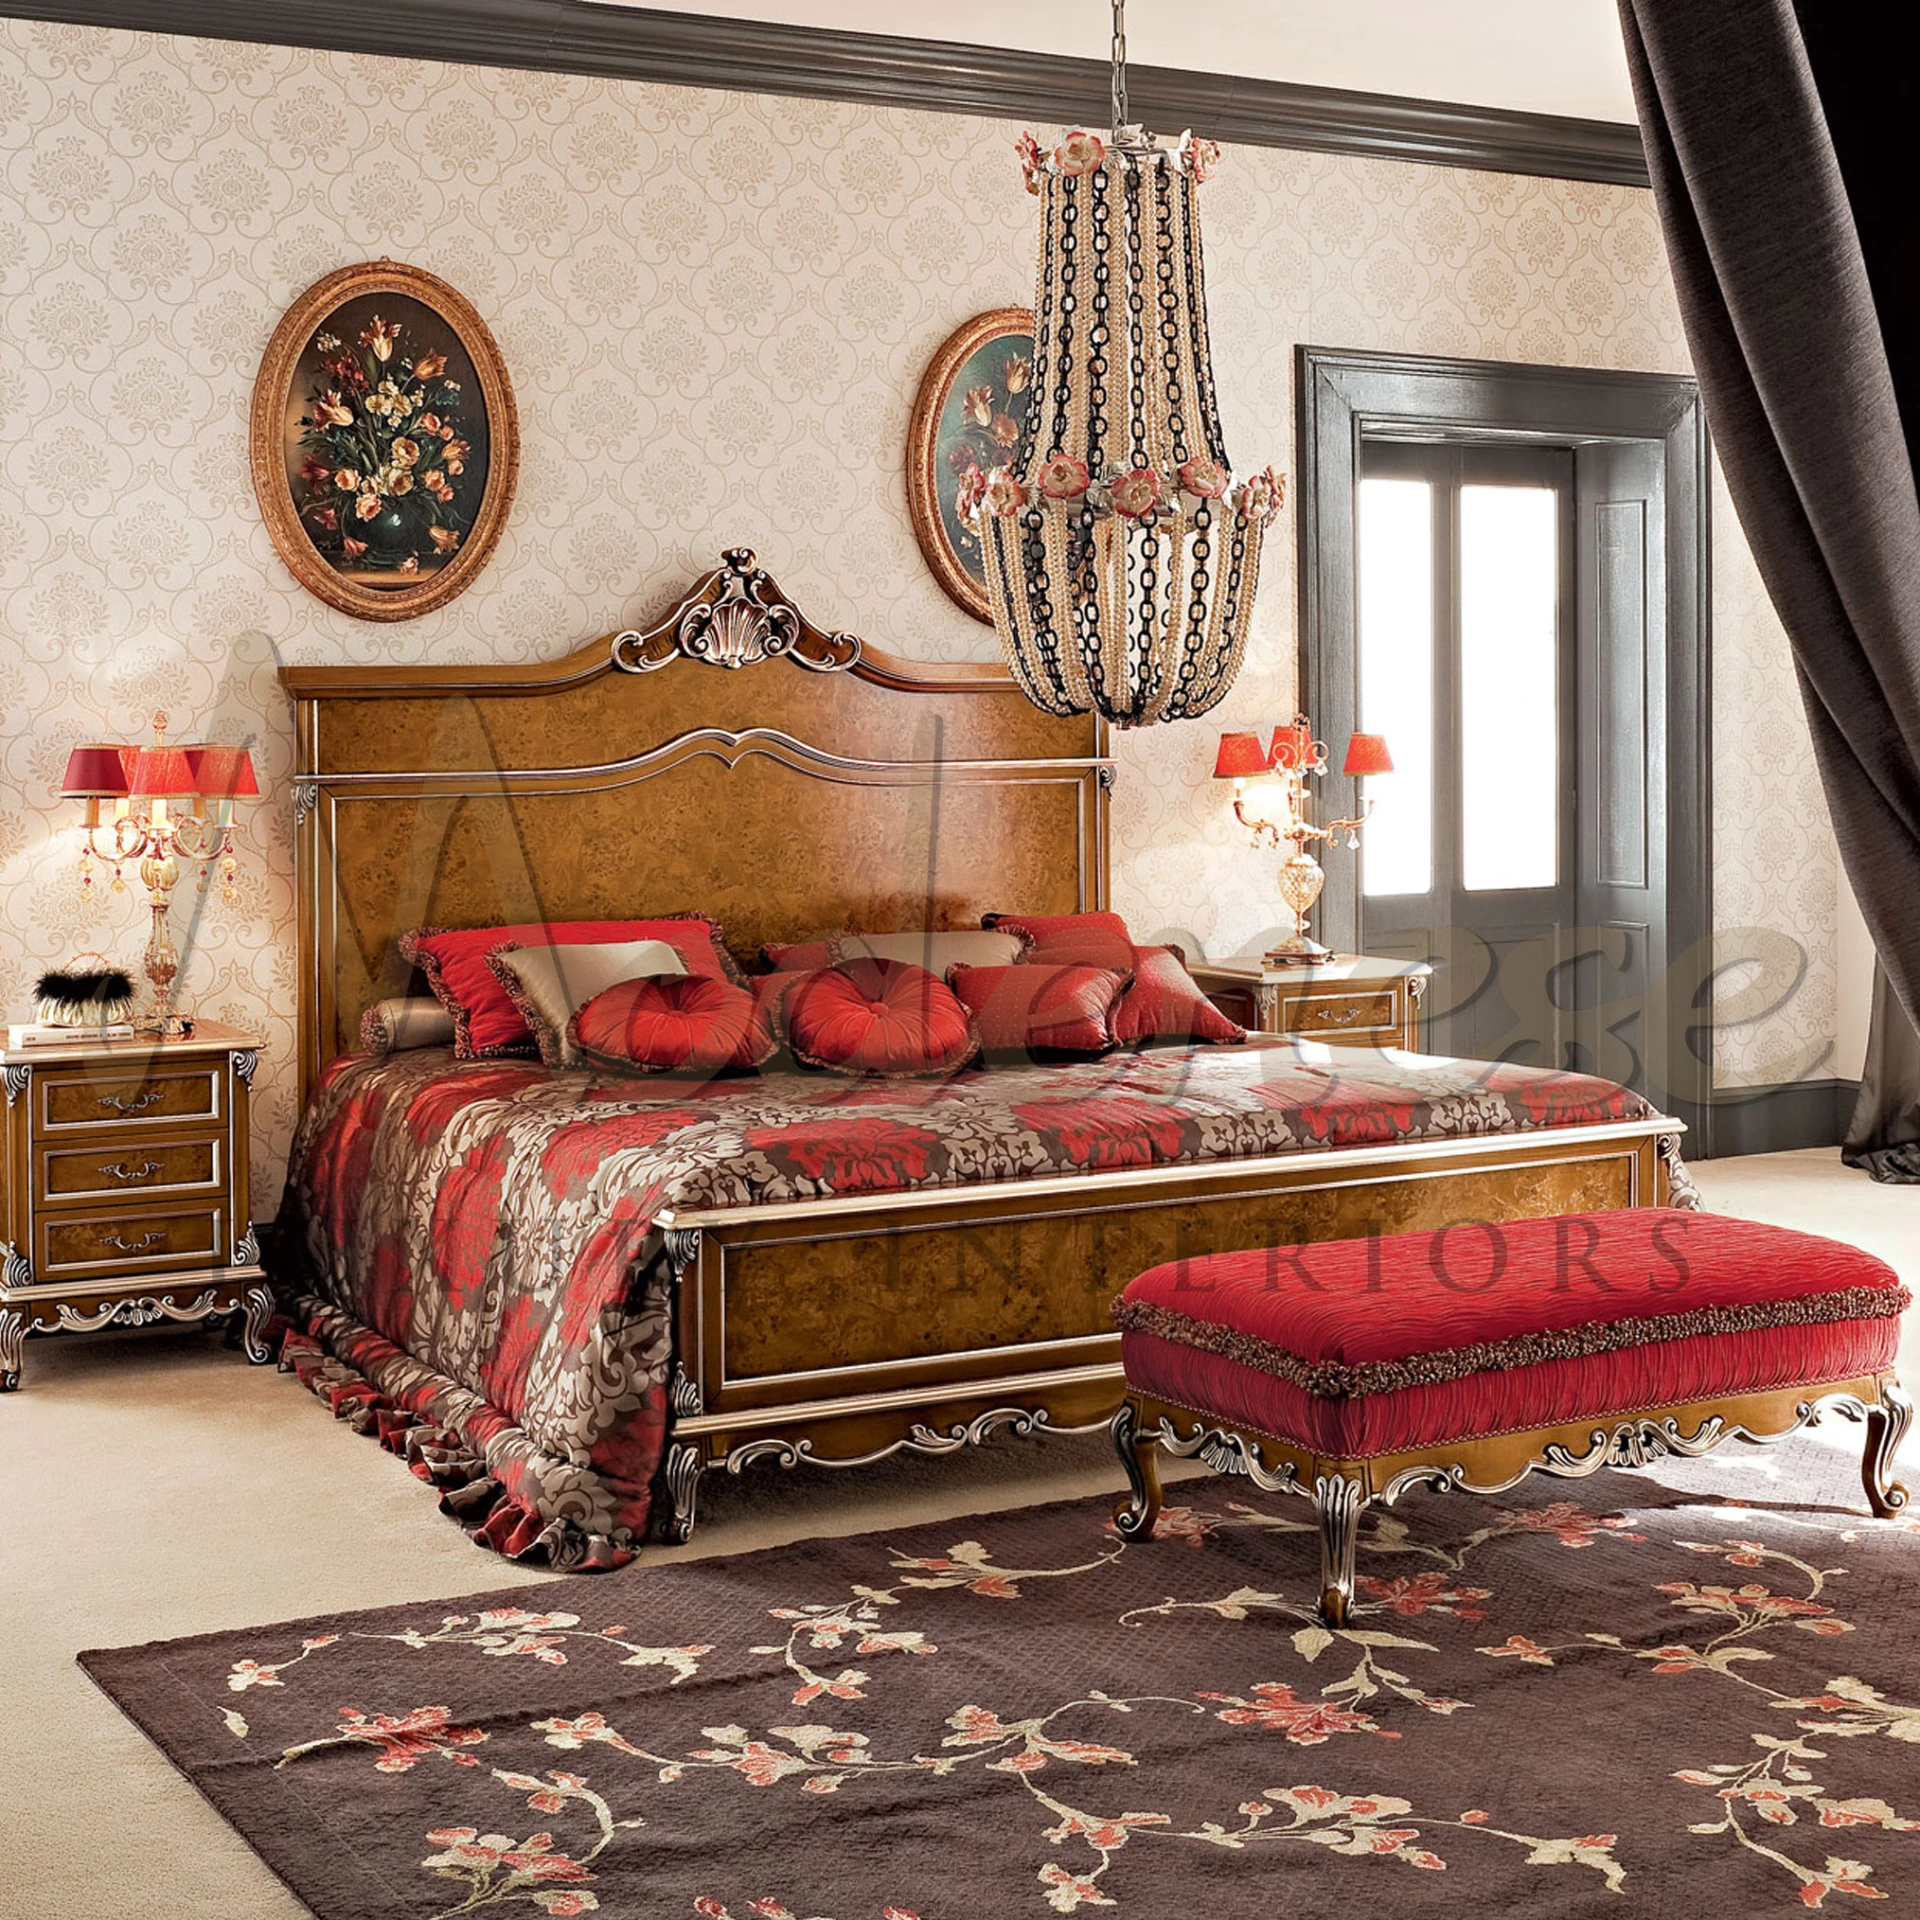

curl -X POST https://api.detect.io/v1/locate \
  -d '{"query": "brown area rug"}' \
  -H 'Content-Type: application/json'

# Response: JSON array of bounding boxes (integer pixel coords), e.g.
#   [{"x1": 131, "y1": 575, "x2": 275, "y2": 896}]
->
[{"x1": 83, "y1": 1446, "x2": 1920, "y2": 1919}]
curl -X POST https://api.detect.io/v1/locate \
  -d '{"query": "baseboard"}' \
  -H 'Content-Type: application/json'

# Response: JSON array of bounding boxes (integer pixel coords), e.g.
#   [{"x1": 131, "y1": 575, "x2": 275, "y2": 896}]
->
[{"x1": 1695, "y1": 1078, "x2": 1859, "y2": 1161}]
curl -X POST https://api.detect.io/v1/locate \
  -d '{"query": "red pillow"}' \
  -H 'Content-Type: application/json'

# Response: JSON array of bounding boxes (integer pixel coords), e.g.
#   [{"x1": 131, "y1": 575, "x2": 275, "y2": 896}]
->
[
  {"x1": 569, "y1": 974, "x2": 776, "y2": 1075},
  {"x1": 404, "y1": 916, "x2": 737, "y2": 1058},
  {"x1": 1109, "y1": 945, "x2": 1246, "y2": 1048},
  {"x1": 947, "y1": 962, "x2": 1129, "y2": 1058},
  {"x1": 762, "y1": 939, "x2": 837, "y2": 972},
  {"x1": 783, "y1": 959, "x2": 978, "y2": 1077},
  {"x1": 982, "y1": 909, "x2": 1133, "y2": 971}
]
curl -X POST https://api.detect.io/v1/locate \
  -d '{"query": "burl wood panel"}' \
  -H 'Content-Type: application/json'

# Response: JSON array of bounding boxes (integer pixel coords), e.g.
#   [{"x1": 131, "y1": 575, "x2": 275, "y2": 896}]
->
[
  {"x1": 36, "y1": 1064, "x2": 224, "y2": 1134},
  {"x1": 719, "y1": 1151, "x2": 1636, "y2": 1385},
  {"x1": 319, "y1": 754, "x2": 1096, "y2": 1058}
]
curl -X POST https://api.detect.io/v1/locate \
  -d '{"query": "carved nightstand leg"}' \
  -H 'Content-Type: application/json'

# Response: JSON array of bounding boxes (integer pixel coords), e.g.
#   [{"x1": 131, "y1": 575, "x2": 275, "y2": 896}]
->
[
  {"x1": 0, "y1": 1309, "x2": 24, "y2": 1392},
  {"x1": 239, "y1": 1284, "x2": 275, "y2": 1366}
]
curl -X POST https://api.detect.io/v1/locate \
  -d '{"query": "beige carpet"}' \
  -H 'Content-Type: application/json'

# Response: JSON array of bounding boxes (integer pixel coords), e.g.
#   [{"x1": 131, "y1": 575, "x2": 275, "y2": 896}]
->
[{"x1": 3, "y1": 1147, "x2": 1914, "y2": 1919}]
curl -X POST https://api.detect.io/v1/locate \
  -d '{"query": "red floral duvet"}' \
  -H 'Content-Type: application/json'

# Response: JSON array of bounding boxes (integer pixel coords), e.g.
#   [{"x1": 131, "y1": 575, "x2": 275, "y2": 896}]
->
[{"x1": 274, "y1": 1040, "x2": 1672, "y2": 1569}]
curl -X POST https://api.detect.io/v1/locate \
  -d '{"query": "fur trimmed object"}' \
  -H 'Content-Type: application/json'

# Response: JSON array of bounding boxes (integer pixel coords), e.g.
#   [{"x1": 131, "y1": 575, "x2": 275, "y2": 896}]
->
[{"x1": 33, "y1": 966, "x2": 136, "y2": 1027}]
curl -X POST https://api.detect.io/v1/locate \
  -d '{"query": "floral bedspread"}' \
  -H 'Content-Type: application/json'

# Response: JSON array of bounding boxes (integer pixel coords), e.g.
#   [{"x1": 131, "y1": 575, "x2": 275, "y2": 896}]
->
[{"x1": 274, "y1": 1041, "x2": 1665, "y2": 1568}]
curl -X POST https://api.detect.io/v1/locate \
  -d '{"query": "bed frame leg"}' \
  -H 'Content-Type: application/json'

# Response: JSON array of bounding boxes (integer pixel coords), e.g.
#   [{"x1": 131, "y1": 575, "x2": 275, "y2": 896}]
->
[
  {"x1": 1314, "y1": 1473, "x2": 1368, "y2": 1626},
  {"x1": 0, "y1": 1309, "x2": 23, "y2": 1392},
  {"x1": 1110, "y1": 1400, "x2": 1164, "y2": 1541},
  {"x1": 1864, "y1": 1379, "x2": 1912, "y2": 1518},
  {"x1": 658, "y1": 1441, "x2": 702, "y2": 1544}
]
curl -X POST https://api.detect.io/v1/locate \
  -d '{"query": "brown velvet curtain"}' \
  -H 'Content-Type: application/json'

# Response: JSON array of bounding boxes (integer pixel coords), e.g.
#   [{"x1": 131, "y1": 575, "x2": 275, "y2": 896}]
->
[{"x1": 1617, "y1": 3, "x2": 1920, "y2": 1177}]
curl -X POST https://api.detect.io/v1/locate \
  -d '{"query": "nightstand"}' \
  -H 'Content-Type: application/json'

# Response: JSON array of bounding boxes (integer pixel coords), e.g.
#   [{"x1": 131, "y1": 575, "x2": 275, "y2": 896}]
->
[
  {"x1": 0, "y1": 1021, "x2": 269, "y2": 1391},
  {"x1": 1187, "y1": 954, "x2": 1431, "y2": 1048}
]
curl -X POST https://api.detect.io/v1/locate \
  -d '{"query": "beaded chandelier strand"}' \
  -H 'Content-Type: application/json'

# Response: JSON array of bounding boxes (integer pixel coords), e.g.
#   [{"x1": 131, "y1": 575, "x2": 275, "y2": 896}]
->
[{"x1": 966, "y1": 0, "x2": 1283, "y2": 728}]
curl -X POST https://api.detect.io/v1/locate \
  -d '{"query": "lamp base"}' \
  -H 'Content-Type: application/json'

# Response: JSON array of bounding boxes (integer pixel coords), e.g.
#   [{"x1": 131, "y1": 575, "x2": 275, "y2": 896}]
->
[
  {"x1": 1262, "y1": 936, "x2": 1335, "y2": 968},
  {"x1": 137, "y1": 1013, "x2": 197, "y2": 1040}
]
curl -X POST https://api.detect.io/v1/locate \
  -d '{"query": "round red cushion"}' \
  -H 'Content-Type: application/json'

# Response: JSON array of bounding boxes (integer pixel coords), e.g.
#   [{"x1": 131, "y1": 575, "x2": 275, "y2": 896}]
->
[
  {"x1": 570, "y1": 974, "x2": 774, "y2": 1074},
  {"x1": 784, "y1": 959, "x2": 979, "y2": 1077}
]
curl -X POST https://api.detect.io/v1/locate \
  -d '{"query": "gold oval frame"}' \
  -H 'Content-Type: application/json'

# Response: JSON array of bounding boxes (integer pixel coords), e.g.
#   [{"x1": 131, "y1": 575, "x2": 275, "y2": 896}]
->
[
  {"x1": 906, "y1": 306, "x2": 1034, "y2": 625},
  {"x1": 250, "y1": 260, "x2": 520, "y2": 623}
]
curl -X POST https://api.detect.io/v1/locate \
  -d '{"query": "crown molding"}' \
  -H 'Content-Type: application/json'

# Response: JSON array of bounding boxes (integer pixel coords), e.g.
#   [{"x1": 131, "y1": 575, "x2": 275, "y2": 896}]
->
[{"x1": 1, "y1": 0, "x2": 1649, "y2": 187}]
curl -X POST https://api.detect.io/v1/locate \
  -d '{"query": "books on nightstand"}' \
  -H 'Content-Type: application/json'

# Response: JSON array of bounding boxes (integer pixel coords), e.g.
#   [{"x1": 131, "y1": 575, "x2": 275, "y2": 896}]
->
[{"x1": 6, "y1": 1022, "x2": 137, "y2": 1048}]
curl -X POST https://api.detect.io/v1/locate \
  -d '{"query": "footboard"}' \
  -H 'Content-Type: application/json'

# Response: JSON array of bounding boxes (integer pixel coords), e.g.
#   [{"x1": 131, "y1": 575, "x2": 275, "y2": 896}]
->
[{"x1": 650, "y1": 1118, "x2": 1687, "y2": 1539}]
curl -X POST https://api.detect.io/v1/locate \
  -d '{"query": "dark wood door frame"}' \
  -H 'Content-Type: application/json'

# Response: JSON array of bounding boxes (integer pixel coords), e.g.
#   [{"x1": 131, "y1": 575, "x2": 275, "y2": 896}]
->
[{"x1": 1294, "y1": 345, "x2": 1713, "y2": 1145}]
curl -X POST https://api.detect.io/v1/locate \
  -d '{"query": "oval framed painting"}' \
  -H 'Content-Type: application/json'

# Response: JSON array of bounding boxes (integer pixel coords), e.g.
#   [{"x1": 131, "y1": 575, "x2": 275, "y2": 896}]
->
[
  {"x1": 250, "y1": 260, "x2": 519, "y2": 622},
  {"x1": 907, "y1": 306, "x2": 1035, "y2": 624}
]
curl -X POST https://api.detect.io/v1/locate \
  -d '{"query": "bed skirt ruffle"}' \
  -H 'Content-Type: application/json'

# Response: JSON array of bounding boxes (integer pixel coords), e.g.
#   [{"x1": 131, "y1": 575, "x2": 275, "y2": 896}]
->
[{"x1": 278, "y1": 1296, "x2": 651, "y2": 1571}]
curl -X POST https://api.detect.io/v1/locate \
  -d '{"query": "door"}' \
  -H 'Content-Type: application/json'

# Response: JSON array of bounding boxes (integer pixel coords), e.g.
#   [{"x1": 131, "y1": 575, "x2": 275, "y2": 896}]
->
[
  {"x1": 1295, "y1": 347, "x2": 1708, "y2": 1128},
  {"x1": 1355, "y1": 438, "x2": 1579, "y2": 1068}
]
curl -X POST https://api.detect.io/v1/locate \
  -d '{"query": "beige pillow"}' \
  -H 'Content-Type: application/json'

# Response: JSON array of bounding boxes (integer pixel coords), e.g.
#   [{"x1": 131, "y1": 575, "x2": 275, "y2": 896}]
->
[
  {"x1": 488, "y1": 938, "x2": 687, "y2": 1068},
  {"x1": 828, "y1": 930, "x2": 1026, "y2": 972}
]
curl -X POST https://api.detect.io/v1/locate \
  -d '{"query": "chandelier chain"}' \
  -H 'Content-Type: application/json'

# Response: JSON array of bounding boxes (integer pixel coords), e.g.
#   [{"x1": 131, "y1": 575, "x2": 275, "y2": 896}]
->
[{"x1": 1111, "y1": 0, "x2": 1128, "y2": 133}]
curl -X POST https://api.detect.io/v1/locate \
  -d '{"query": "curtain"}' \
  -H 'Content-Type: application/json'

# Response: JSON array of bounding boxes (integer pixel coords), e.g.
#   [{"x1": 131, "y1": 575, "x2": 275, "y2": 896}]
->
[{"x1": 1617, "y1": 4, "x2": 1920, "y2": 1177}]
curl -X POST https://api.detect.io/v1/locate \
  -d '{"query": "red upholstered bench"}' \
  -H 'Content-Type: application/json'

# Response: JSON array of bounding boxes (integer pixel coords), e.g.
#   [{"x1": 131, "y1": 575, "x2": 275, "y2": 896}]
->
[{"x1": 1110, "y1": 1209, "x2": 1912, "y2": 1625}]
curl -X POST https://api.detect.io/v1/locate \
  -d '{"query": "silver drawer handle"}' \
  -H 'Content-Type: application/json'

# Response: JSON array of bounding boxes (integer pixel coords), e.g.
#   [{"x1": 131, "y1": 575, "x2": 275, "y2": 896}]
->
[
  {"x1": 1312, "y1": 1007, "x2": 1362, "y2": 1026},
  {"x1": 100, "y1": 1229, "x2": 164, "y2": 1253},
  {"x1": 100, "y1": 1159, "x2": 163, "y2": 1183},
  {"x1": 98, "y1": 1089, "x2": 161, "y2": 1115}
]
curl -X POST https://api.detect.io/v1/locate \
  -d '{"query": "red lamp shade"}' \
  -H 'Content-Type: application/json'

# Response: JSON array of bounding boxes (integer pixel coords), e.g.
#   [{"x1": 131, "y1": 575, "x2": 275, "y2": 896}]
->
[
  {"x1": 127, "y1": 745, "x2": 197, "y2": 797},
  {"x1": 60, "y1": 744, "x2": 133, "y2": 799},
  {"x1": 1342, "y1": 732, "x2": 1394, "y2": 777},
  {"x1": 1212, "y1": 731, "x2": 1270, "y2": 780},
  {"x1": 1268, "y1": 723, "x2": 1312, "y2": 770},
  {"x1": 185, "y1": 745, "x2": 260, "y2": 799}
]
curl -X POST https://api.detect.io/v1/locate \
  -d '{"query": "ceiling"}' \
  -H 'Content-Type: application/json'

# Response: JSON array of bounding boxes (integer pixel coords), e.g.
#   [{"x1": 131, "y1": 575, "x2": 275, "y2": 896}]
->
[{"x1": 597, "y1": 0, "x2": 1639, "y2": 123}]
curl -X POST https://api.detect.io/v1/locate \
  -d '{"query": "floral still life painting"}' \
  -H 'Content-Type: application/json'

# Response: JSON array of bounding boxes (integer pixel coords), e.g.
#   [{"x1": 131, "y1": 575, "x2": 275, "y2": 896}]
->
[
  {"x1": 251, "y1": 262, "x2": 518, "y2": 622},
  {"x1": 908, "y1": 307, "x2": 1035, "y2": 623}
]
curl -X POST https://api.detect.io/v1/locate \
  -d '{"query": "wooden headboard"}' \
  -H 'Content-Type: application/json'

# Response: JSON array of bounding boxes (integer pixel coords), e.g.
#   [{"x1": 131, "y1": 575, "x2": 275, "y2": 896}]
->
[{"x1": 280, "y1": 549, "x2": 1111, "y2": 1098}]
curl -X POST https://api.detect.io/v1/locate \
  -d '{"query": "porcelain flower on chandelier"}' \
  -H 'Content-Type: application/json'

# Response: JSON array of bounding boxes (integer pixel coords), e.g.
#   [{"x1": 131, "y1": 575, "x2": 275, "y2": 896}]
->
[{"x1": 967, "y1": 124, "x2": 1284, "y2": 728}]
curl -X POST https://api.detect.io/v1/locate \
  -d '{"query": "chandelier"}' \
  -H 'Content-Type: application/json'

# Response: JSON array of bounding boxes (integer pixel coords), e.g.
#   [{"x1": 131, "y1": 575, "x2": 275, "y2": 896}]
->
[{"x1": 968, "y1": 0, "x2": 1282, "y2": 728}]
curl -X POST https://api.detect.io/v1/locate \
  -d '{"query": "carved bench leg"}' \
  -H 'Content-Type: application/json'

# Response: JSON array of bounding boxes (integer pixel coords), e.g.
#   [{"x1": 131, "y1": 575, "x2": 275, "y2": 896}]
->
[
  {"x1": 1110, "y1": 1400, "x2": 1164, "y2": 1542},
  {"x1": 1314, "y1": 1473, "x2": 1369, "y2": 1626},
  {"x1": 1864, "y1": 1380, "x2": 1912, "y2": 1518},
  {"x1": 0, "y1": 1309, "x2": 23, "y2": 1392}
]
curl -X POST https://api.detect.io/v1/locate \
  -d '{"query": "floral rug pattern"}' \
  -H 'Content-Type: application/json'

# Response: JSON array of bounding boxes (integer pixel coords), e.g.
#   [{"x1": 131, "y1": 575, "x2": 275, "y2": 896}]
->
[{"x1": 81, "y1": 1449, "x2": 1920, "y2": 1918}]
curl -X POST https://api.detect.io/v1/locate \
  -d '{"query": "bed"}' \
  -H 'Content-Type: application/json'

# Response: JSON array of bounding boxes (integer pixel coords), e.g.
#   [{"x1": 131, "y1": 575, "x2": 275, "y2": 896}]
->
[{"x1": 275, "y1": 548, "x2": 1691, "y2": 1564}]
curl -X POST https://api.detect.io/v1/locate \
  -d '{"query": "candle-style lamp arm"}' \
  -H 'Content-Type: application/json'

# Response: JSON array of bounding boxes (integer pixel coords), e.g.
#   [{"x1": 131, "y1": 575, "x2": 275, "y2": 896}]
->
[
  {"x1": 1320, "y1": 796, "x2": 1375, "y2": 846},
  {"x1": 77, "y1": 815, "x2": 150, "y2": 867},
  {"x1": 1231, "y1": 795, "x2": 1284, "y2": 850}
]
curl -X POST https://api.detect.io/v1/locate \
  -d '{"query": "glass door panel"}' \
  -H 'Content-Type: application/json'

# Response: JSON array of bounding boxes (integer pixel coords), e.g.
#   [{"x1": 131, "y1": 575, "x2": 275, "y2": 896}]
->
[
  {"x1": 1357, "y1": 475, "x2": 1434, "y2": 899},
  {"x1": 1460, "y1": 484, "x2": 1560, "y2": 892}
]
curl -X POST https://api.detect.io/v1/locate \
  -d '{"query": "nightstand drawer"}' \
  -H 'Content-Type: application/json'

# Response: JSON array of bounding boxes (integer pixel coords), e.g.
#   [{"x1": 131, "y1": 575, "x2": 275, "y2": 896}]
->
[
  {"x1": 1282, "y1": 990, "x2": 1399, "y2": 1039},
  {"x1": 35, "y1": 1203, "x2": 226, "y2": 1282},
  {"x1": 35, "y1": 1135, "x2": 224, "y2": 1206},
  {"x1": 34, "y1": 1062, "x2": 224, "y2": 1135}
]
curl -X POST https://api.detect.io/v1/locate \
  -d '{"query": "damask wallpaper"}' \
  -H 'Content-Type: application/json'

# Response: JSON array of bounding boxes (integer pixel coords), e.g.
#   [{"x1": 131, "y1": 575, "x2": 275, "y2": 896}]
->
[{"x1": 0, "y1": 19, "x2": 1833, "y2": 1209}]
